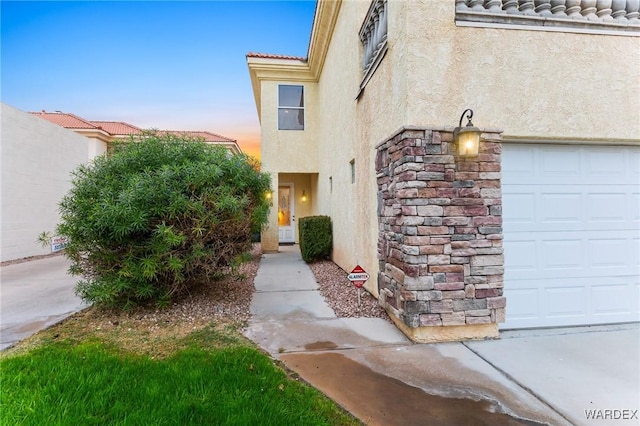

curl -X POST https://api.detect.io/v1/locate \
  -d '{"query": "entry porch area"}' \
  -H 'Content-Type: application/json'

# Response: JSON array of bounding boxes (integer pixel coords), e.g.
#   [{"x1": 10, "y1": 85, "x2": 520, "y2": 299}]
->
[{"x1": 261, "y1": 172, "x2": 318, "y2": 252}]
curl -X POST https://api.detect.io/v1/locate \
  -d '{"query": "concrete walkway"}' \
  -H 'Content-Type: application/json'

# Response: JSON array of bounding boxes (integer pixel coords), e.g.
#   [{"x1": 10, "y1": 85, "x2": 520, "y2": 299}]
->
[
  {"x1": 244, "y1": 245, "x2": 640, "y2": 426},
  {"x1": 0, "y1": 255, "x2": 87, "y2": 351}
]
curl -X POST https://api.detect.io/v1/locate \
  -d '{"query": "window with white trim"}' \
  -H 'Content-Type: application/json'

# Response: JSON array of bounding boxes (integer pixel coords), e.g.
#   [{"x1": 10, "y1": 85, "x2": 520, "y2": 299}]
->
[{"x1": 278, "y1": 85, "x2": 304, "y2": 130}]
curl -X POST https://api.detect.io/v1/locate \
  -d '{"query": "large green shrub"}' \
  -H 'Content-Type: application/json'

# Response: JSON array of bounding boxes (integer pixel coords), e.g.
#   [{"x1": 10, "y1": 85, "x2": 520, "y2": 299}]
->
[
  {"x1": 298, "y1": 216, "x2": 332, "y2": 263},
  {"x1": 57, "y1": 132, "x2": 271, "y2": 308}
]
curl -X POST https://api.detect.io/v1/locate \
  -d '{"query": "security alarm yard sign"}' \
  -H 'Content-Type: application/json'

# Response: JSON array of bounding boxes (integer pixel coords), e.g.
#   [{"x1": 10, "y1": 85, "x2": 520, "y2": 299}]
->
[{"x1": 348, "y1": 265, "x2": 370, "y2": 288}]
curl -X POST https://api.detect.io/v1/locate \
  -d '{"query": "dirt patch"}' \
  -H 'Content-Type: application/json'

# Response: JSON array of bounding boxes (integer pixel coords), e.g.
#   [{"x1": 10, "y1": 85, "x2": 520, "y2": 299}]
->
[
  {"x1": 304, "y1": 341, "x2": 339, "y2": 351},
  {"x1": 0, "y1": 251, "x2": 64, "y2": 267},
  {"x1": 281, "y1": 352, "x2": 546, "y2": 426}
]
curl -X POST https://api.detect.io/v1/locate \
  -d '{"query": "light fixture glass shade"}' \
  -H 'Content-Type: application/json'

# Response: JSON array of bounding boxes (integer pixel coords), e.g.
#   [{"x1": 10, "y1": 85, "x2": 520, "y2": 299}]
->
[{"x1": 457, "y1": 127, "x2": 480, "y2": 157}]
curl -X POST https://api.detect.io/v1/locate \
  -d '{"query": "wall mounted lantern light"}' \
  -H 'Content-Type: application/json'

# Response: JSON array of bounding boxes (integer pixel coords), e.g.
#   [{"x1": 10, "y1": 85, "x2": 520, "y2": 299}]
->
[
  {"x1": 265, "y1": 190, "x2": 273, "y2": 206},
  {"x1": 453, "y1": 109, "x2": 481, "y2": 157},
  {"x1": 301, "y1": 189, "x2": 307, "y2": 202}
]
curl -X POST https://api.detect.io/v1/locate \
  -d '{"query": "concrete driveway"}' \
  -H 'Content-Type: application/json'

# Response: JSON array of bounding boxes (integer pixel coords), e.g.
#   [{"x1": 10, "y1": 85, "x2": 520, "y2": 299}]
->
[{"x1": 1, "y1": 255, "x2": 87, "y2": 350}]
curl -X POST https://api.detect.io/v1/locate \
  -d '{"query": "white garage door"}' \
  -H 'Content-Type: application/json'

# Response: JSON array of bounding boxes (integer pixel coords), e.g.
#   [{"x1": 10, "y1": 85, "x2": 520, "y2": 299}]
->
[{"x1": 502, "y1": 144, "x2": 640, "y2": 329}]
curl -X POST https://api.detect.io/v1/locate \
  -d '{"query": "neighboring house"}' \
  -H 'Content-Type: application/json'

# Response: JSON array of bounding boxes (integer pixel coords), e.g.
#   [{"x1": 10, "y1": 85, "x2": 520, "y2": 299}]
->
[
  {"x1": 29, "y1": 111, "x2": 115, "y2": 159},
  {"x1": 247, "y1": 0, "x2": 640, "y2": 341},
  {"x1": 31, "y1": 111, "x2": 242, "y2": 158},
  {"x1": 0, "y1": 108, "x2": 241, "y2": 263},
  {"x1": 1, "y1": 103, "x2": 88, "y2": 262}
]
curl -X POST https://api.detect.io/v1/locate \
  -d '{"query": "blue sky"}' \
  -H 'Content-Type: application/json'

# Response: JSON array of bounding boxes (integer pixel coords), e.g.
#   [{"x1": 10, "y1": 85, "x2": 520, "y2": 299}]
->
[{"x1": 1, "y1": 0, "x2": 317, "y2": 158}]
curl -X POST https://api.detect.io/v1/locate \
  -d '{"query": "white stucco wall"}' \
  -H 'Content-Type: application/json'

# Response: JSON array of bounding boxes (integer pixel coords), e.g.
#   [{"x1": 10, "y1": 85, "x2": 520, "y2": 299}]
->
[
  {"x1": 88, "y1": 138, "x2": 108, "y2": 160},
  {"x1": 1, "y1": 103, "x2": 88, "y2": 262}
]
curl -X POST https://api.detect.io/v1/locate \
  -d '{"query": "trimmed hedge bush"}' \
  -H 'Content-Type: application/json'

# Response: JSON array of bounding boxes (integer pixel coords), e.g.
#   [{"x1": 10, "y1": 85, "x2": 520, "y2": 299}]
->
[
  {"x1": 299, "y1": 216, "x2": 332, "y2": 263},
  {"x1": 56, "y1": 132, "x2": 271, "y2": 308}
]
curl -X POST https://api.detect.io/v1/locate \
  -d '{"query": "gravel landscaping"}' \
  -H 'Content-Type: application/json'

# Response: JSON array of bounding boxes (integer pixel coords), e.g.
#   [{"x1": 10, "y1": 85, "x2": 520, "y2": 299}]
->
[{"x1": 309, "y1": 259, "x2": 390, "y2": 321}]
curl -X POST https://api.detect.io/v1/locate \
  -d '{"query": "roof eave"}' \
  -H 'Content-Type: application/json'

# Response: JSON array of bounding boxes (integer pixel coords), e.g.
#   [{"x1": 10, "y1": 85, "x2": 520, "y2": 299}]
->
[{"x1": 246, "y1": 0, "x2": 342, "y2": 120}]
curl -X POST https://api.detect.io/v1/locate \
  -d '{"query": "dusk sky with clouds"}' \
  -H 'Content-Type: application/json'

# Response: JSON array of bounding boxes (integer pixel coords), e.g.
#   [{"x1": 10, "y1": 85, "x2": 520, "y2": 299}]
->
[{"x1": 1, "y1": 1, "x2": 317, "y2": 159}]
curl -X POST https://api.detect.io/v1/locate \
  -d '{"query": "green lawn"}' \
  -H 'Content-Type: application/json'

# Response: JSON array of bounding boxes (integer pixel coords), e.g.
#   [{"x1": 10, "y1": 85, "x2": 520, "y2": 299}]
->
[{"x1": 1, "y1": 326, "x2": 359, "y2": 426}]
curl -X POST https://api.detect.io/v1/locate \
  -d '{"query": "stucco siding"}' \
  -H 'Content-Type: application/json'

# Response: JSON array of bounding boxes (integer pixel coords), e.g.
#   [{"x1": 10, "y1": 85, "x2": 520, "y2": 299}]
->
[
  {"x1": 260, "y1": 81, "x2": 319, "y2": 174},
  {"x1": 1, "y1": 103, "x2": 88, "y2": 262},
  {"x1": 311, "y1": 0, "x2": 639, "y2": 292},
  {"x1": 402, "y1": 1, "x2": 640, "y2": 141},
  {"x1": 314, "y1": 0, "x2": 394, "y2": 286},
  {"x1": 249, "y1": 0, "x2": 639, "y2": 295}
]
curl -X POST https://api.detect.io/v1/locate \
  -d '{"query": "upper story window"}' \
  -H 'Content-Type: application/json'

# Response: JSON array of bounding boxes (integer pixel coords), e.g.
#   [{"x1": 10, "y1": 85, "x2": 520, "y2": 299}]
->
[
  {"x1": 278, "y1": 85, "x2": 304, "y2": 130},
  {"x1": 358, "y1": 0, "x2": 388, "y2": 95}
]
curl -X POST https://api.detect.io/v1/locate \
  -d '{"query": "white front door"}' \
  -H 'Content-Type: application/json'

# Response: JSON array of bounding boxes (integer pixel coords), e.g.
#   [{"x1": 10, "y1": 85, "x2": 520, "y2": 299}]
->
[{"x1": 278, "y1": 184, "x2": 295, "y2": 243}]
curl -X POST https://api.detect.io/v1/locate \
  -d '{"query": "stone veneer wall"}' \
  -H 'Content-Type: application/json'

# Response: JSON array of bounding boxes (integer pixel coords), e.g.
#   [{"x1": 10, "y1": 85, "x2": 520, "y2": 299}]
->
[{"x1": 375, "y1": 127, "x2": 505, "y2": 342}]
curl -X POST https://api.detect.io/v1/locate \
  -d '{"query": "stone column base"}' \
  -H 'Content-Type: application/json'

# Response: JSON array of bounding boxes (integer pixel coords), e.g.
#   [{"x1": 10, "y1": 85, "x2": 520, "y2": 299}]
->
[{"x1": 387, "y1": 308, "x2": 499, "y2": 343}]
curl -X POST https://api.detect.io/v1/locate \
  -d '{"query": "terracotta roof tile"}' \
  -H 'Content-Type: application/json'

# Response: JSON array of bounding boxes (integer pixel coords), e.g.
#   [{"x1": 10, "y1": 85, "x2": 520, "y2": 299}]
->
[
  {"x1": 29, "y1": 111, "x2": 239, "y2": 152},
  {"x1": 246, "y1": 52, "x2": 307, "y2": 61},
  {"x1": 30, "y1": 111, "x2": 101, "y2": 130},
  {"x1": 89, "y1": 121, "x2": 143, "y2": 136}
]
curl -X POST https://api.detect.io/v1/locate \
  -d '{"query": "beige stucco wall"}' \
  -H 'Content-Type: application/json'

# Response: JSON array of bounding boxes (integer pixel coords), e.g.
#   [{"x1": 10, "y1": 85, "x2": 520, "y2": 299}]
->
[
  {"x1": 252, "y1": 0, "x2": 639, "y2": 291},
  {"x1": 259, "y1": 80, "x2": 321, "y2": 252},
  {"x1": 311, "y1": 0, "x2": 640, "y2": 294},
  {"x1": 260, "y1": 81, "x2": 319, "y2": 174},
  {"x1": 314, "y1": 0, "x2": 389, "y2": 292},
  {"x1": 1, "y1": 103, "x2": 88, "y2": 262},
  {"x1": 402, "y1": 1, "x2": 640, "y2": 141}
]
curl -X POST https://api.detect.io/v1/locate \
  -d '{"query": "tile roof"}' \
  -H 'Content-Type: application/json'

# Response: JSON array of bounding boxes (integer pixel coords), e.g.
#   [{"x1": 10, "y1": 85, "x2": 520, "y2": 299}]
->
[
  {"x1": 30, "y1": 111, "x2": 102, "y2": 130},
  {"x1": 29, "y1": 110, "x2": 240, "y2": 153},
  {"x1": 89, "y1": 121, "x2": 143, "y2": 136},
  {"x1": 246, "y1": 52, "x2": 307, "y2": 61}
]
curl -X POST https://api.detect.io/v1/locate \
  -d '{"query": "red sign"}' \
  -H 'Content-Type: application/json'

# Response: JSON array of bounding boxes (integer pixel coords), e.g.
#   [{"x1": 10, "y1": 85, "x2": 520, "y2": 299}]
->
[{"x1": 347, "y1": 265, "x2": 370, "y2": 288}]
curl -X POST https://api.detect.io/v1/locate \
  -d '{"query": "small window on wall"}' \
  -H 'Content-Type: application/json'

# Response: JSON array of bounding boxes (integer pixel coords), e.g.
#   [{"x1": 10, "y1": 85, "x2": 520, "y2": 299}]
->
[{"x1": 278, "y1": 85, "x2": 304, "y2": 130}]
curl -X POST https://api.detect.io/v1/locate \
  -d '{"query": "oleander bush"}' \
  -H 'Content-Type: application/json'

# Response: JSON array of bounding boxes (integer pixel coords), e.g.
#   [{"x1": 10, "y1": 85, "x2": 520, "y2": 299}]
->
[
  {"x1": 299, "y1": 216, "x2": 332, "y2": 263},
  {"x1": 56, "y1": 132, "x2": 271, "y2": 308}
]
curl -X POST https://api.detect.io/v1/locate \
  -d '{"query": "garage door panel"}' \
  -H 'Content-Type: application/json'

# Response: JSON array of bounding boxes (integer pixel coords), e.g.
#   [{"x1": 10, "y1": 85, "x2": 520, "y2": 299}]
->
[
  {"x1": 544, "y1": 286, "x2": 587, "y2": 319},
  {"x1": 505, "y1": 240, "x2": 537, "y2": 272},
  {"x1": 502, "y1": 146, "x2": 535, "y2": 180},
  {"x1": 540, "y1": 147, "x2": 581, "y2": 176},
  {"x1": 632, "y1": 194, "x2": 640, "y2": 222},
  {"x1": 504, "y1": 276, "x2": 639, "y2": 329},
  {"x1": 542, "y1": 239, "x2": 583, "y2": 270},
  {"x1": 503, "y1": 144, "x2": 640, "y2": 329},
  {"x1": 504, "y1": 288, "x2": 539, "y2": 323},
  {"x1": 505, "y1": 190, "x2": 636, "y2": 232},
  {"x1": 502, "y1": 193, "x2": 535, "y2": 224},
  {"x1": 586, "y1": 193, "x2": 628, "y2": 222},
  {"x1": 539, "y1": 193, "x2": 582, "y2": 223},
  {"x1": 588, "y1": 238, "x2": 631, "y2": 268},
  {"x1": 506, "y1": 231, "x2": 638, "y2": 280},
  {"x1": 592, "y1": 282, "x2": 636, "y2": 316},
  {"x1": 585, "y1": 148, "x2": 628, "y2": 177}
]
